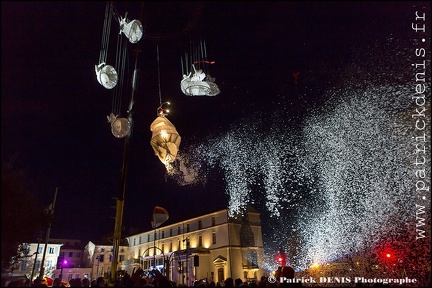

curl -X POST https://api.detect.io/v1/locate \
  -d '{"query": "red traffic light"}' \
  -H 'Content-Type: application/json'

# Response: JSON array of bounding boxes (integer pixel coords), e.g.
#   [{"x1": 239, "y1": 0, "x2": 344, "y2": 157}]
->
[{"x1": 277, "y1": 256, "x2": 284, "y2": 263}]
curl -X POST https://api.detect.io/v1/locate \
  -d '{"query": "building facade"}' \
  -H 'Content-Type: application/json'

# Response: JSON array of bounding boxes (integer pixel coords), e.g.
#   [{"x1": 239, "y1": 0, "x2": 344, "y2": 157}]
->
[
  {"x1": 83, "y1": 239, "x2": 129, "y2": 281},
  {"x1": 8, "y1": 205, "x2": 266, "y2": 286},
  {"x1": 9, "y1": 242, "x2": 63, "y2": 280},
  {"x1": 123, "y1": 205, "x2": 266, "y2": 286}
]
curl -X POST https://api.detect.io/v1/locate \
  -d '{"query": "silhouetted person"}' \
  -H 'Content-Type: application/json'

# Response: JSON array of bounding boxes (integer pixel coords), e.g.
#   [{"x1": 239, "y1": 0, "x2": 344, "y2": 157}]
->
[
  {"x1": 224, "y1": 277, "x2": 234, "y2": 287},
  {"x1": 52, "y1": 278, "x2": 62, "y2": 287},
  {"x1": 81, "y1": 278, "x2": 90, "y2": 287},
  {"x1": 96, "y1": 277, "x2": 106, "y2": 287},
  {"x1": 71, "y1": 278, "x2": 83, "y2": 287}
]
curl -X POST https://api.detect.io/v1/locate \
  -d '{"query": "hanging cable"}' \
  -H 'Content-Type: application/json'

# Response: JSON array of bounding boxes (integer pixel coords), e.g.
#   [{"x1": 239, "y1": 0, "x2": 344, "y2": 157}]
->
[
  {"x1": 99, "y1": 2, "x2": 113, "y2": 64},
  {"x1": 111, "y1": 18, "x2": 128, "y2": 116},
  {"x1": 157, "y1": 45, "x2": 162, "y2": 105}
]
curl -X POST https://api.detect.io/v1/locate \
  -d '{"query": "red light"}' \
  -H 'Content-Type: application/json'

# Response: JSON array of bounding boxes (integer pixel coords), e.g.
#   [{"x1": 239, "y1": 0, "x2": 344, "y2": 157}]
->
[{"x1": 386, "y1": 253, "x2": 391, "y2": 258}]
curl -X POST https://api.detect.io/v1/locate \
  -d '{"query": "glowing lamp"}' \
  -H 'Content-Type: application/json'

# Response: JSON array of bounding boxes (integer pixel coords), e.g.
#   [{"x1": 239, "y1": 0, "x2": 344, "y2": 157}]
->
[
  {"x1": 150, "y1": 115, "x2": 181, "y2": 165},
  {"x1": 95, "y1": 63, "x2": 118, "y2": 89},
  {"x1": 119, "y1": 17, "x2": 143, "y2": 44}
]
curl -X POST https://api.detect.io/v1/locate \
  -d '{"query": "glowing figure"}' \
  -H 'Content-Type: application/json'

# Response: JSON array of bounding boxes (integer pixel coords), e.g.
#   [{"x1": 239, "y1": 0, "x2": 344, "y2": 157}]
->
[
  {"x1": 107, "y1": 113, "x2": 130, "y2": 138},
  {"x1": 150, "y1": 104, "x2": 181, "y2": 167},
  {"x1": 119, "y1": 17, "x2": 143, "y2": 44},
  {"x1": 95, "y1": 63, "x2": 118, "y2": 89},
  {"x1": 181, "y1": 64, "x2": 220, "y2": 96}
]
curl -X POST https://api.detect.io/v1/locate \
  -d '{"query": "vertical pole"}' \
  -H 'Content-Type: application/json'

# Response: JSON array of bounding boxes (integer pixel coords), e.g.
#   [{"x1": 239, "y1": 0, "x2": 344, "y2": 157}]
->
[
  {"x1": 110, "y1": 8, "x2": 142, "y2": 281},
  {"x1": 153, "y1": 229, "x2": 156, "y2": 269},
  {"x1": 186, "y1": 238, "x2": 189, "y2": 287},
  {"x1": 29, "y1": 233, "x2": 42, "y2": 286},
  {"x1": 38, "y1": 187, "x2": 58, "y2": 279}
]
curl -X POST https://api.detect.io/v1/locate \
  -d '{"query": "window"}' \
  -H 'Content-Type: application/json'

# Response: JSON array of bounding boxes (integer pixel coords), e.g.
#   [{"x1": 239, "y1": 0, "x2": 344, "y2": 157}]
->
[
  {"x1": 178, "y1": 227, "x2": 181, "y2": 235},
  {"x1": 76, "y1": 253, "x2": 81, "y2": 258},
  {"x1": 138, "y1": 249, "x2": 141, "y2": 258},
  {"x1": 147, "y1": 235, "x2": 150, "y2": 242},
  {"x1": 119, "y1": 255, "x2": 124, "y2": 262},
  {"x1": 98, "y1": 255, "x2": 104, "y2": 262},
  {"x1": 187, "y1": 224, "x2": 190, "y2": 233},
  {"x1": 69, "y1": 252, "x2": 73, "y2": 257},
  {"x1": 169, "y1": 242, "x2": 172, "y2": 252},
  {"x1": 212, "y1": 232, "x2": 216, "y2": 244},
  {"x1": 162, "y1": 231, "x2": 165, "y2": 239},
  {"x1": 38, "y1": 247, "x2": 43, "y2": 254},
  {"x1": 178, "y1": 240, "x2": 181, "y2": 250},
  {"x1": 35, "y1": 260, "x2": 41, "y2": 272},
  {"x1": 46, "y1": 260, "x2": 52, "y2": 270},
  {"x1": 198, "y1": 235, "x2": 202, "y2": 247},
  {"x1": 134, "y1": 238, "x2": 136, "y2": 246},
  {"x1": 198, "y1": 220, "x2": 202, "y2": 230},
  {"x1": 170, "y1": 229, "x2": 173, "y2": 237},
  {"x1": 48, "y1": 247, "x2": 55, "y2": 254},
  {"x1": 154, "y1": 232, "x2": 157, "y2": 241},
  {"x1": 248, "y1": 250, "x2": 259, "y2": 268},
  {"x1": 212, "y1": 217, "x2": 216, "y2": 226},
  {"x1": 161, "y1": 243, "x2": 165, "y2": 253},
  {"x1": 20, "y1": 260, "x2": 27, "y2": 271},
  {"x1": 139, "y1": 236, "x2": 142, "y2": 244}
]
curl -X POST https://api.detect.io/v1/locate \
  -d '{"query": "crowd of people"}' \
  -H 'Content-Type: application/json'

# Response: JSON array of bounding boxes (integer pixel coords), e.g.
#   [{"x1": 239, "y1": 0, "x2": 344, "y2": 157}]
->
[
  {"x1": 6, "y1": 265, "x2": 408, "y2": 287},
  {"x1": 18, "y1": 266, "x2": 303, "y2": 287}
]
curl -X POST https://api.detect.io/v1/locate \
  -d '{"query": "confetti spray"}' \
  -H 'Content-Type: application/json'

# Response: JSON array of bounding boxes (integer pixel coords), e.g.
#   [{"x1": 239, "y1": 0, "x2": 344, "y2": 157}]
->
[{"x1": 168, "y1": 36, "x2": 431, "y2": 275}]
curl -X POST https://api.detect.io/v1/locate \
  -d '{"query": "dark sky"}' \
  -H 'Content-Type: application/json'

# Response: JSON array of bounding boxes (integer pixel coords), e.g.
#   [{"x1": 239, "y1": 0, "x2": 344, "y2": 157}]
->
[{"x1": 1, "y1": 1, "x2": 422, "y2": 242}]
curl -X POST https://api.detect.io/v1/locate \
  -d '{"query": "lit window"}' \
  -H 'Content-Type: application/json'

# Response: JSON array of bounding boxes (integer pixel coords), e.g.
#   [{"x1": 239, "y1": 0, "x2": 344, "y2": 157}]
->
[{"x1": 20, "y1": 260, "x2": 27, "y2": 271}]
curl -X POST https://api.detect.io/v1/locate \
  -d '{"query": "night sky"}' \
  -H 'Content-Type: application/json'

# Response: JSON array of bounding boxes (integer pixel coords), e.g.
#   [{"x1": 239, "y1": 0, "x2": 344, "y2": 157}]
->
[{"x1": 2, "y1": 1, "x2": 426, "y2": 244}]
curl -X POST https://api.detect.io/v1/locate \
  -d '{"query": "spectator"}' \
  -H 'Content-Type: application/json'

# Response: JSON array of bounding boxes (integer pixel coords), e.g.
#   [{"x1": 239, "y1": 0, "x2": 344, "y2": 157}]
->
[
  {"x1": 82, "y1": 278, "x2": 90, "y2": 287},
  {"x1": 224, "y1": 277, "x2": 234, "y2": 287},
  {"x1": 52, "y1": 278, "x2": 62, "y2": 287}
]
